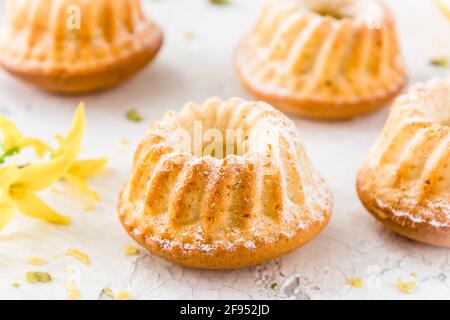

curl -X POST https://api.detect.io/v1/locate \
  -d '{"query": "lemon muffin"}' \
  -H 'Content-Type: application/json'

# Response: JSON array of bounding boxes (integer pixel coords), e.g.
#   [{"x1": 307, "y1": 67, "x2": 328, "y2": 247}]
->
[
  {"x1": 118, "y1": 98, "x2": 333, "y2": 269},
  {"x1": 237, "y1": 0, "x2": 407, "y2": 120},
  {"x1": 0, "y1": 0, "x2": 163, "y2": 93},
  {"x1": 357, "y1": 79, "x2": 450, "y2": 247}
]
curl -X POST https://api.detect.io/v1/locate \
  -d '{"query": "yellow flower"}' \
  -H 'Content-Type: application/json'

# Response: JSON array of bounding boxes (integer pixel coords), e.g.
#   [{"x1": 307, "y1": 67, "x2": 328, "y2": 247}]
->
[
  {"x1": 0, "y1": 104, "x2": 84, "y2": 230},
  {"x1": 0, "y1": 157, "x2": 71, "y2": 230},
  {"x1": 0, "y1": 116, "x2": 51, "y2": 162},
  {"x1": 0, "y1": 103, "x2": 107, "y2": 230}
]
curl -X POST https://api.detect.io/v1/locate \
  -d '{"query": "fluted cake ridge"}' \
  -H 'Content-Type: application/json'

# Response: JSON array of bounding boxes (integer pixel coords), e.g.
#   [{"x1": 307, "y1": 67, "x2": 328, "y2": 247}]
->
[
  {"x1": 358, "y1": 78, "x2": 450, "y2": 247},
  {"x1": 118, "y1": 98, "x2": 333, "y2": 269},
  {"x1": 0, "y1": 0, "x2": 163, "y2": 93},
  {"x1": 237, "y1": 0, "x2": 407, "y2": 119}
]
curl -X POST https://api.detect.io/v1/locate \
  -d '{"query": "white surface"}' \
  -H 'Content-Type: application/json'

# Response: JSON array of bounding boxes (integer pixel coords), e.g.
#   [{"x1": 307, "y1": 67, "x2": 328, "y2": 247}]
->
[{"x1": 0, "y1": 0, "x2": 450, "y2": 300}]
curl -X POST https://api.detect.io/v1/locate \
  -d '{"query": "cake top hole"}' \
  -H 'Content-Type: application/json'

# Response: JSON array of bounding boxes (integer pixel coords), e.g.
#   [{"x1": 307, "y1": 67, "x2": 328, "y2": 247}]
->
[{"x1": 299, "y1": 0, "x2": 360, "y2": 20}]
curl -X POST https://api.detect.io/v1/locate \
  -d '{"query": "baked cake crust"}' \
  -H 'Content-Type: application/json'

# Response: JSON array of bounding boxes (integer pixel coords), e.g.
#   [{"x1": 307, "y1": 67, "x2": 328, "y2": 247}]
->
[
  {"x1": 118, "y1": 98, "x2": 333, "y2": 269},
  {"x1": 236, "y1": 0, "x2": 407, "y2": 120},
  {"x1": 357, "y1": 79, "x2": 450, "y2": 247},
  {"x1": 0, "y1": 0, "x2": 163, "y2": 93}
]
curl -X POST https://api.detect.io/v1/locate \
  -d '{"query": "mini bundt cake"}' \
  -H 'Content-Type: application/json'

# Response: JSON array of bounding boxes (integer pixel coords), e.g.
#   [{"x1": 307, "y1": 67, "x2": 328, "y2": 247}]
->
[
  {"x1": 0, "y1": 0, "x2": 163, "y2": 93},
  {"x1": 236, "y1": 0, "x2": 407, "y2": 120},
  {"x1": 357, "y1": 79, "x2": 450, "y2": 247},
  {"x1": 118, "y1": 98, "x2": 333, "y2": 269}
]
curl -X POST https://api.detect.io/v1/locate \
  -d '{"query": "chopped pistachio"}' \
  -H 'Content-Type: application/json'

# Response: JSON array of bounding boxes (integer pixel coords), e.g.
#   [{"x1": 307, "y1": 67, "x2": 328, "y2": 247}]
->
[
  {"x1": 270, "y1": 282, "x2": 278, "y2": 290},
  {"x1": 123, "y1": 245, "x2": 140, "y2": 256},
  {"x1": 396, "y1": 277, "x2": 416, "y2": 294},
  {"x1": 210, "y1": 0, "x2": 229, "y2": 4},
  {"x1": 114, "y1": 290, "x2": 132, "y2": 300},
  {"x1": 346, "y1": 278, "x2": 363, "y2": 289},
  {"x1": 0, "y1": 147, "x2": 20, "y2": 164},
  {"x1": 26, "y1": 271, "x2": 52, "y2": 284},
  {"x1": 65, "y1": 249, "x2": 90, "y2": 265},
  {"x1": 26, "y1": 257, "x2": 46, "y2": 266},
  {"x1": 126, "y1": 109, "x2": 143, "y2": 122},
  {"x1": 103, "y1": 288, "x2": 114, "y2": 299},
  {"x1": 430, "y1": 57, "x2": 449, "y2": 67}
]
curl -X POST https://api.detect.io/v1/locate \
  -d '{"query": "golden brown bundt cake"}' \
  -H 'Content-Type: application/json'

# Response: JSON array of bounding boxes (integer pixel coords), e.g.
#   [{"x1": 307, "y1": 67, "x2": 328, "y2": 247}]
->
[
  {"x1": 357, "y1": 78, "x2": 450, "y2": 247},
  {"x1": 118, "y1": 98, "x2": 333, "y2": 269},
  {"x1": 236, "y1": 0, "x2": 407, "y2": 120},
  {"x1": 0, "y1": 0, "x2": 163, "y2": 93}
]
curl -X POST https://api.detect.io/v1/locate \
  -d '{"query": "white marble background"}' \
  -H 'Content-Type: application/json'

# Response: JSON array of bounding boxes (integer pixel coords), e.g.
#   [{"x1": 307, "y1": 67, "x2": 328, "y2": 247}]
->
[{"x1": 0, "y1": 0, "x2": 450, "y2": 300}]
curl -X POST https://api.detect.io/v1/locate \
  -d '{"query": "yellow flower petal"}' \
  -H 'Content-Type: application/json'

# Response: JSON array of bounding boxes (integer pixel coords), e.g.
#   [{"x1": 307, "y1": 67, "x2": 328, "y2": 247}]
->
[
  {"x1": 0, "y1": 199, "x2": 15, "y2": 231},
  {"x1": 68, "y1": 158, "x2": 108, "y2": 179},
  {"x1": 64, "y1": 173, "x2": 101, "y2": 201},
  {"x1": 17, "y1": 138, "x2": 52, "y2": 158},
  {"x1": 16, "y1": 156, "x2": 70, "y2": 192},
  {"x1": 0, "y1": 116, "x2": 52, "y2": 159},
  {"x1": 13, "y1": 190, "x2": 70, "y2": 225},
  {"x1": 0, "y1": 116, "x2": 22, "y2": 151},
  {"x1": 0, "y1": 166, "x2": 20, "y2": 192},
  {"x1": 54, "y1": 103, "x2": 85, "y2": 163}
]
